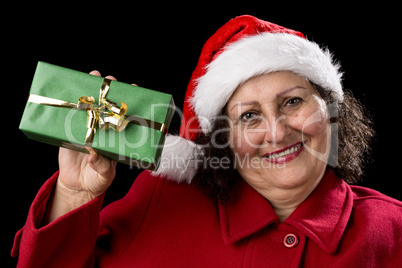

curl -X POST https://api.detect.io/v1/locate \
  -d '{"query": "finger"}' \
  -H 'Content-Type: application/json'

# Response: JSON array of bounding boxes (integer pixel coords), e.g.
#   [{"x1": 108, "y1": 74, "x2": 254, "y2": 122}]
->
[
  {"x1": 88, "y1": 151, "x2": 115, "y2": 178},
  {"x1": 131, "y1": 83, "x2": 138, "y2": 86},
  {"x1": 89, "y1": 70, "x2": 101, "y2": 77},
  {"x1": 111, "y1": 160, "x2": 117, "y2": 168},
  {"x1": 105, "y1": 75, "x2": 117, "y2": 81}
]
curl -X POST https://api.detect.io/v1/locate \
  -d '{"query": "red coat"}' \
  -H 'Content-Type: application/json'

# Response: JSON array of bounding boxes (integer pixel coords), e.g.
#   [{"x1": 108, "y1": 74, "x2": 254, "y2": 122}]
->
[{"x1": 12, "y1": 169, "x2": 402, "y2": 267}]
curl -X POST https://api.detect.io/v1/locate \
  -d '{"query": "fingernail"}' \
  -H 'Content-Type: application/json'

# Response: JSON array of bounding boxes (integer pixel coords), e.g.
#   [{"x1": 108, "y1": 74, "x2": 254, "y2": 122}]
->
[
  {"x1": 89, "y1": 70, "x2": 101, "y2": 76},
  {"x1": 88, "y1": 148, "x2": 100, "y2": 165},
  {"x1": 105, "y1": 75, "x2": 117, "y2": 81},
  {"x1": 91, "y1": 153, "x2": 100, "y2": 165}
]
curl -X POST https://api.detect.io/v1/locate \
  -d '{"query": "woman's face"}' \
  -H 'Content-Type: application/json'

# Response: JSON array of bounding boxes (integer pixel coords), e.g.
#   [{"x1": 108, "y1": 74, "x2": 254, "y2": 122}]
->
[{"x1": 226, "y1": 71, "x2": 331, "y2": 195}]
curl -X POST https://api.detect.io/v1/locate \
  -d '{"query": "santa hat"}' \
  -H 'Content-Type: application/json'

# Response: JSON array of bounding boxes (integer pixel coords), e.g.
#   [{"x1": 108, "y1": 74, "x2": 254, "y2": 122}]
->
[{"x1": 153, "y1": 15, "x2": 343, "y2": 183}]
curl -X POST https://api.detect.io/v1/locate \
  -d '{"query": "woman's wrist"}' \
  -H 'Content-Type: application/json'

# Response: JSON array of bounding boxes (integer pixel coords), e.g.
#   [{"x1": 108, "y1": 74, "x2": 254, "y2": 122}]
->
[
  {"x1": 56, "y1": 177, "x2": 97, "y2": 206},
  {"x1": 43, "y1": 178, "x2": 96, "y2": 225}
]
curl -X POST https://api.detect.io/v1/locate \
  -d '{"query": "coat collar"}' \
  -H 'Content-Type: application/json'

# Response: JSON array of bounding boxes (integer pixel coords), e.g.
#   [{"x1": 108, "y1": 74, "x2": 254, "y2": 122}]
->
[{"x1": 218, "y1": 169, "x2": 353, "y2": 254}]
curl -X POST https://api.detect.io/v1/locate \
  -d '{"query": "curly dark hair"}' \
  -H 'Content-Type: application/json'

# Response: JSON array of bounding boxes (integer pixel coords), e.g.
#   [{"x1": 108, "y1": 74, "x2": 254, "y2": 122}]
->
[{"x1": 191, "y1": 83, "x2": 375, "y2": 201}]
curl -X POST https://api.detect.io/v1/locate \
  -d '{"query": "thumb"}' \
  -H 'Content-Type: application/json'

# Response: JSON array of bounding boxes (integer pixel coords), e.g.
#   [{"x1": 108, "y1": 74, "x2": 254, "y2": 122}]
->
[{"x1": 88, "y1": 150, "x2": 117, "y2": 180}]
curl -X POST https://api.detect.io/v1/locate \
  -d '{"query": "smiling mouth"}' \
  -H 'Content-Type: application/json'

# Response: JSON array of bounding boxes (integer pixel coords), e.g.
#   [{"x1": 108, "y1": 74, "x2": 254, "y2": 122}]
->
[{"x1": 264, "y1": 142, "x2": 304, "y2": 163}]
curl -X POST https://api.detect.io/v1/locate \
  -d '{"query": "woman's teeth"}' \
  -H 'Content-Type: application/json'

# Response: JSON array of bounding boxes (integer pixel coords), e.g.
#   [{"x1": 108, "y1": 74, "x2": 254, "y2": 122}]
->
[{"x1": 266, "y1": 144, "x2": 303, "y2": 159}]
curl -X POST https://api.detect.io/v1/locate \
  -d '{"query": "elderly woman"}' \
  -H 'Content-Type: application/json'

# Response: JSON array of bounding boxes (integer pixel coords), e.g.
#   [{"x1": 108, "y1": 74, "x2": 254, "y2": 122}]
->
[{"x1": 12, "y1": 15, "x2": 401, "y2": 267}]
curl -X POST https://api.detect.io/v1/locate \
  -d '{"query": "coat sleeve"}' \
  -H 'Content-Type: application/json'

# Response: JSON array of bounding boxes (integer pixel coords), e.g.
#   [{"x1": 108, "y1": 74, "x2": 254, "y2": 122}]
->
[
  {"x1": 11, "y1": 170, "x2": 163, "y2": 267},
  {"x1": 11, "y1": 171, "x2": 105, "y2": 268}
]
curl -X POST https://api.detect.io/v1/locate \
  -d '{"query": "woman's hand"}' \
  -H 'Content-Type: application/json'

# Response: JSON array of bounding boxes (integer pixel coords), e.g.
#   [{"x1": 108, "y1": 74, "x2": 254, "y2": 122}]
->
[
  {"x1": 44, "y1": 71, "x2": 118, "y2": 224},
  {"x1": 57, "y1": 147, "x2": 117, "y2": 202}
]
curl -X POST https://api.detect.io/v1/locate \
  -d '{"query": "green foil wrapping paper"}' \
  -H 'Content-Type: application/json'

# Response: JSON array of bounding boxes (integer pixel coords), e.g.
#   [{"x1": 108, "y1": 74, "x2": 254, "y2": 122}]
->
[{"x1": 20, "y1": 62, "x2": 175, "y2": 170}]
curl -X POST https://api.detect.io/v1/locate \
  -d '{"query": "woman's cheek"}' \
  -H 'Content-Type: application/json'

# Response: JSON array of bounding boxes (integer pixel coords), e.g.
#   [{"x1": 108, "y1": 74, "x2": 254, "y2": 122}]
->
[
  {"x1": 299, "y1": 98, "x2": 329, "y2": 137},
  {"x1": 230, "y1": 128, "x2": 262, "y2": 159},
  {"x1": 297, "y1": 100, "x2": 331, "y2": 156},
  {"x1": 300, "y1": 114, "x2": 328, "y2": 137}
]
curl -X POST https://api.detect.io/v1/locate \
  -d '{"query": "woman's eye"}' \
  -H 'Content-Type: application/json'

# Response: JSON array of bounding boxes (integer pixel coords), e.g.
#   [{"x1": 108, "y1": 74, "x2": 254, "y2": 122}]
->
[
  {"x1": 284, "y1": 97, "x2": 302, "y2": 107},
  {"x1": 240, "y1": 112, "x2": 257, "y2": 122}
]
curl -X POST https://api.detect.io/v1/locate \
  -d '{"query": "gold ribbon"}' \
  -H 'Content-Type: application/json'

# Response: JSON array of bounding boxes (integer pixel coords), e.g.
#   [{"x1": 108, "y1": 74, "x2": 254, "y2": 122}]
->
[{"x1": 28, "y1": 78, "x2": 167, "y2": 147}]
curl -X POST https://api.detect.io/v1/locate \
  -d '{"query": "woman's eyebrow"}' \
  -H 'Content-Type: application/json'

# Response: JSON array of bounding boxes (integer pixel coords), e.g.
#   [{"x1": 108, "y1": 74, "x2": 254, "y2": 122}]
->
[
  {"x1": 229, "y1": 86, "x2": 306, "y2": 111},
  {"x1": 276, "y1": 86, "x2": 306, "y2": 97},
  {"x1": 230, "y1": 101, "x2": 259, "y2": 111}
]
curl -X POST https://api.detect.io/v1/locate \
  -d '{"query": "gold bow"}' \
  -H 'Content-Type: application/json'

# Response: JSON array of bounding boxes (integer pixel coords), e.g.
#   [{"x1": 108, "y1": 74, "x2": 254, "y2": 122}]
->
[
  {"x1": 78, "y1": 78, "x2": 130, "y2": 146},
  {"x1": 28, "y1": 78, "x2": 167, "y2": 148}
]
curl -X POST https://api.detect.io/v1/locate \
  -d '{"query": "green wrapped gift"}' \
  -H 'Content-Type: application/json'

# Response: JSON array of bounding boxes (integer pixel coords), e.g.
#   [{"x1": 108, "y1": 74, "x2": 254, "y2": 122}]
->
[{"x1": 20, "y1": 62, "x2": 175, "y2": 170}]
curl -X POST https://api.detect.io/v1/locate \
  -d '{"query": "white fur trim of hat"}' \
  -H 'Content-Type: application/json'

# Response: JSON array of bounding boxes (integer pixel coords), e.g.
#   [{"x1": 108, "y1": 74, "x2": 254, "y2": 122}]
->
[{"x1": 192, "y1": 32, "x2": 343, "y2": 133}]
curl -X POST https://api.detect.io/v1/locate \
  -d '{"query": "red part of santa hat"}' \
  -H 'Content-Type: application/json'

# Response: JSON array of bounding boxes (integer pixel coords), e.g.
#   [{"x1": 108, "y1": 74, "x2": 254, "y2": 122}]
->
[{"x1": 154, "y1": 15, "x2": 343, "y2": 182}]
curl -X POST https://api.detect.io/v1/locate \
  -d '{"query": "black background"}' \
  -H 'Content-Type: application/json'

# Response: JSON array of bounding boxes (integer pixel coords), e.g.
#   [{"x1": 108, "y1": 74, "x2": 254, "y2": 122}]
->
[{"x1": 5, "y1": 3, "x2": 401, "y2": 266}]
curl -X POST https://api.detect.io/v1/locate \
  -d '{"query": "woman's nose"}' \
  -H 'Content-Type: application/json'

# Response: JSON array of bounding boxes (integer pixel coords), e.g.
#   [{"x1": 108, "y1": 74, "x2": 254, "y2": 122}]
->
[{"x1": 263, "y1": 115, "x2": 289, "y2": 146}]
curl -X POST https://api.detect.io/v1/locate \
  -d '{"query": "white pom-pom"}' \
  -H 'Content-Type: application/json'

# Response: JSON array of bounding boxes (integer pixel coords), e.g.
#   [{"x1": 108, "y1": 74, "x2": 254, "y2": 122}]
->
[{"x1": 152, "y1": 135, "x2": 202, "y2": 184}]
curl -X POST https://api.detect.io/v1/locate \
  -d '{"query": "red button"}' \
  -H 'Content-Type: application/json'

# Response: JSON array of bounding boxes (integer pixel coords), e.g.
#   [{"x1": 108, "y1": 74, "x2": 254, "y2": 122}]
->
[{"x1": 283, "y1": 233, "x2": 299, "y2": 248}]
